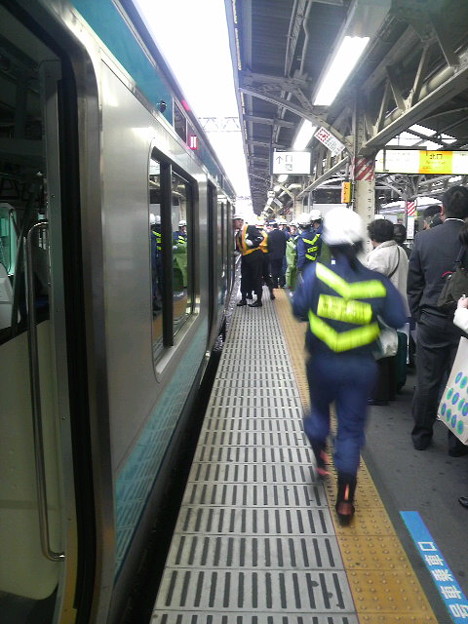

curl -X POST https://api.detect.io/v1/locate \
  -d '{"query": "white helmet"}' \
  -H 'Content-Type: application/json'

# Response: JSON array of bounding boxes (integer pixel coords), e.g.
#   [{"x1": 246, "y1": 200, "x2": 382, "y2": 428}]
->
[
  {"x1": 323, "y1": 207, "x2": 365, "y2": 245},
  {"x1": 297, "y1": 212, "x2": 312, "y2": 227},
  {"x1": 232, "y1": 213, "x2": 244, "y2": 220},
  {"x1": 178, "y1": 219, "x2": 187, "y2": 227},
  {"x1": 278, "y1": 218, "x2": 287, "y2": 225},
  {"x1": 309, "y1": 209, "x2": 322, "y2": 221}
]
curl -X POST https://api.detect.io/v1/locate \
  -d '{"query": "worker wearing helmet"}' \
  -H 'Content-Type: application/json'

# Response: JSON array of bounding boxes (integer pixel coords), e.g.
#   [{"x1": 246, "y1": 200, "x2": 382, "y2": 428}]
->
[
  {"x1": 292, "y1": 207, "x2": 406, "y2": 525},
  {"x1": 296, "y1": 210, "x2": 328, "y2": 275},
  {"x1": 233, "y1": 214, "x2": 265, "y2": 307},
  {"x1": 285, "y1": 222, "x2": 300, "y2": 290},
  {"x1": 173, "y1": 218, "x2": 188, "y2": 290}
]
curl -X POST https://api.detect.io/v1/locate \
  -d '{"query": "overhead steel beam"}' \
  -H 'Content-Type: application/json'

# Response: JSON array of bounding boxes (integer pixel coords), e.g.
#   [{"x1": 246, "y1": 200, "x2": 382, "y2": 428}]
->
[
  {"x1": 239, "y1": 82, "x2": 351, "y2": 152},
  {"x1": 362, "y1": 45, "x2": 468, "y2": 154},
  {"x1": 297, "y1": 156, "x2": 350, "y2": 198},
  {"x1": 244, "y1": 115, "x2": 296, "y2": 128}
]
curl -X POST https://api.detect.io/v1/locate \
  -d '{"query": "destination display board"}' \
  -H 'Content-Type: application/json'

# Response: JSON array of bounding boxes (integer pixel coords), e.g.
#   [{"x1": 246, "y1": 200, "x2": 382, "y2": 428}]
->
[{"x1": 375, "y1": 149, "x2": 468, "y2": 175}]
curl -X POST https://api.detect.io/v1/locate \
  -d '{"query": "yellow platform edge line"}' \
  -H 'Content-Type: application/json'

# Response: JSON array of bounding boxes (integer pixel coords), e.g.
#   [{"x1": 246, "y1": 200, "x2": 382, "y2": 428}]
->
[{"x1": 274, "y1": 288, "x2": 438, "y2": 623}]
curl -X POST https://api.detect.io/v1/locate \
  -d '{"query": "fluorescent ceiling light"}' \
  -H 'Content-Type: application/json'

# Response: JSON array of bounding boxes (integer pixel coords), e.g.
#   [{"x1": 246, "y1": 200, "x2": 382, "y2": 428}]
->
[
  {"x1": 410, "y1": 124, "x2": 435, "y2": 137},
  {"x1": 293, "y1": 120, "x2": 316, "y2": 150},
  {"x1": 314, "y1": 36, "x2": 369, "y2": 106}
]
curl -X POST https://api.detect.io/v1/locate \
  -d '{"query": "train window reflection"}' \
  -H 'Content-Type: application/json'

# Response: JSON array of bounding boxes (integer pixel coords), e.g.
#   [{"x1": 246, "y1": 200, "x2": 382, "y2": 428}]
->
[
  {"x1": 172, "y1": 172, "x2": 192, "y2": 331},
  {"x1": 149, "y1": 157, "x2": 193, "y2": 359},
  {"x1": 149, "y1": 158, "x2": 163, "y2": 353}
]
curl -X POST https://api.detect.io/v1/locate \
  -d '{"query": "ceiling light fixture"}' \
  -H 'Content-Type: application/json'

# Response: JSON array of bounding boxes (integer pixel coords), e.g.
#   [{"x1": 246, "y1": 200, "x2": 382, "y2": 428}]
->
[
  {"x1": 313, "y1": 0, "x2": 391, "y2": 107},
  {"x1": 293, "y1": 119, "x2": 317, "y2": 150},
  {"x1": 314, "y1": 36, "x2": 369, "y2": 106}
]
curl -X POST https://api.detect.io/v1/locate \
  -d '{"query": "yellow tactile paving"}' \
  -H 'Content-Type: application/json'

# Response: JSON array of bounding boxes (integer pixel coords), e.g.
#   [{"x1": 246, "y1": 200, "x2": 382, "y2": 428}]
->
[{"x1": 275, "y1": 288, "x2": 438, "y2": 623}]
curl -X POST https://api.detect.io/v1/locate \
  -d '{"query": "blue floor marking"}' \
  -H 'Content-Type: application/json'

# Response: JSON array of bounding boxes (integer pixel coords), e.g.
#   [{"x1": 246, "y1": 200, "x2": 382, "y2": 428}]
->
[{"x1": 400, "y1": 511, "x2": 468, "y2": 622}]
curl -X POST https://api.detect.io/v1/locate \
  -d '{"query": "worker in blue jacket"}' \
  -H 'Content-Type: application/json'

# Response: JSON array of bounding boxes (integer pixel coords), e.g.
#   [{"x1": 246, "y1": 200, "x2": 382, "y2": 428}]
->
[{"x1": 292, "y1": 207, "x2": 406, "y2": 525}]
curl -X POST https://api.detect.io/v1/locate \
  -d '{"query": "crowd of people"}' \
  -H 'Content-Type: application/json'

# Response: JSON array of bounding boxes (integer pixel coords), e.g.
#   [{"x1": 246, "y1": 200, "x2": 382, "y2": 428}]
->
[{"x1": 233, "y1": 185, "x2": 468, "y2": 524}]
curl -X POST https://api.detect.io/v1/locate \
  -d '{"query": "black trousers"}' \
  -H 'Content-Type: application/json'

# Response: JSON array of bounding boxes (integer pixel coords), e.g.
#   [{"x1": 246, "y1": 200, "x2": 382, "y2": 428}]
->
[
  {"x1": 269, "y1": 257, "x2": 284, "y2": 288},
  {"x1": 240, "y1": 250, "x2": 263, "y2": 299},
  {"x1": 412, "y1": 312, "x2": 465, "y2": 452}
]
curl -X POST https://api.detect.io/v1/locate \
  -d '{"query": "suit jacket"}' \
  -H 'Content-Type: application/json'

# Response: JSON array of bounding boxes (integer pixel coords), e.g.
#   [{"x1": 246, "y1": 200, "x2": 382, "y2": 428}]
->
[
  {"x1": 267, "y1": 227, "x2": 287, "y2": 259},
  {"x1": 407, "y1": 218, "x2": 465, "y2": 320}
]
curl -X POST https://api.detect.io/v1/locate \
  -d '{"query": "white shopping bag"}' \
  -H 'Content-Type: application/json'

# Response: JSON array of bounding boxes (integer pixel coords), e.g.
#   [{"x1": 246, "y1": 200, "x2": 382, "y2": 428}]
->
[{"x1": 438, "y1": 337, "x2": 468, "y2": 444}]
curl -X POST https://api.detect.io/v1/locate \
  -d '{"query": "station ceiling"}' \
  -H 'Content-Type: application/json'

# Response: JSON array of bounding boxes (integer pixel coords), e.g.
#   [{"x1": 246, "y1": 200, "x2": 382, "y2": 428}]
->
[{"x1": 225, "y1": 0, "x2": 468, "y2": 215}]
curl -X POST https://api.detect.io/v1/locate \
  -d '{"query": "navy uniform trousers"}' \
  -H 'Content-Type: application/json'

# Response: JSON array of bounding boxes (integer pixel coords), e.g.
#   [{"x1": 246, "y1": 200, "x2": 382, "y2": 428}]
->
[{"x1": 303, "y1": 351, "x2": 378, "y2": 477}]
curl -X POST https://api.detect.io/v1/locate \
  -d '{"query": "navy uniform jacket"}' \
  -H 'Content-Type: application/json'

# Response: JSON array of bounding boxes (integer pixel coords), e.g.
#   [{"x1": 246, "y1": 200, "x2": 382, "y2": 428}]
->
[
  {"x1": 293, "y1": 256, "x2": 406, "y2": 357},
  {"x1": 296, "y1": 226, "x2": 323, "y2": 270},
  {"x1": 407, "y1": 218, "x2": 465, "y2": 321}
]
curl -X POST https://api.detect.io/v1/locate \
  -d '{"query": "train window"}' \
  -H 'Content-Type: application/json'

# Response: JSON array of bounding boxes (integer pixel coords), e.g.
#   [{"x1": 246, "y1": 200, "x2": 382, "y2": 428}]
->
[
  {"x1": 174, "y1": 103, "x2": 186, "y2": 142},
  {"x1": 0, "y1": 68, "x2": 49, "y2": 341},
  {"x1": 171, "y1": 171, "x2": 192, "y2": 330},
  {"x1": 149, "y1": 155, "x2": 193, "y2": 358},
  {"x1": 149, "y1": 158, "x2": 163, "y2": 350}
]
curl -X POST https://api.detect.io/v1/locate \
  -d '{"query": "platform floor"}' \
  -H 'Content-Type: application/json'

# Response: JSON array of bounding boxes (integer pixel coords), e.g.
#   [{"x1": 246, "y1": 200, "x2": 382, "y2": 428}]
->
[{"x1": 151, "y1": 287, "x2": 468, "y2": 624}]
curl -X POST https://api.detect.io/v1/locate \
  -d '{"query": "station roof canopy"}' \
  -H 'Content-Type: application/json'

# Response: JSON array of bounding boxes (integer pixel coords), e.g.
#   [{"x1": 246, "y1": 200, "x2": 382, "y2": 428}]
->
[{"x1": 225, "y1": 0, "x2": 468, "y2": 214}]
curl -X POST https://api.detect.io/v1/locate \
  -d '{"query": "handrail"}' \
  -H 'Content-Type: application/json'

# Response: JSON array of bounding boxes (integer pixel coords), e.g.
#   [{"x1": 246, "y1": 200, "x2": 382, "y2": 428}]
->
[{"x1": 25, "y1": 221, "x2": 65, "y2": 562}]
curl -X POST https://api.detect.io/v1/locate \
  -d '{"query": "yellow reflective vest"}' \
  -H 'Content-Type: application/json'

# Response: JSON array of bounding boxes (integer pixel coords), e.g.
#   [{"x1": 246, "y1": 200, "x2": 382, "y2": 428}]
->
[
  {"x1": 236, "y1": 224, "x2": 264, "y2": 255},
  {"x1": 302, "y1": 232, "x2": 322, "y2": 262},
  {"x1": 308, "y1": 263, "x2": 387, "y2": 352}
]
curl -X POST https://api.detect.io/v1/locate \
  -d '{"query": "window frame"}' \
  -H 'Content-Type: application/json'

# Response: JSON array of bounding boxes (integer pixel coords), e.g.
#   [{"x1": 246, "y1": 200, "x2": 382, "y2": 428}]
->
[{"x1": 149, "y1": 147, "x2": 198, "y2": 356}]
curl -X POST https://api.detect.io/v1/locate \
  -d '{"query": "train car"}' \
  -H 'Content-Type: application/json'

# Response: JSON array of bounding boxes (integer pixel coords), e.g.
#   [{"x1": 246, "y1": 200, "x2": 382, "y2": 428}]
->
[{"x1": 0, "y1": 1, "x2": 237, "y2": 622}]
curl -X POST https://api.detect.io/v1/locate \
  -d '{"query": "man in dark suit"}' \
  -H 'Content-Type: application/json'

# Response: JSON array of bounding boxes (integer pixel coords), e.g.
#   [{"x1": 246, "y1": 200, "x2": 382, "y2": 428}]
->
[
  {"x1": 407, "y1": 185, "x2": 468, "y2": 455},
  {"x1": 267, "y1": 220, "x2": 287, "y2": 289}
]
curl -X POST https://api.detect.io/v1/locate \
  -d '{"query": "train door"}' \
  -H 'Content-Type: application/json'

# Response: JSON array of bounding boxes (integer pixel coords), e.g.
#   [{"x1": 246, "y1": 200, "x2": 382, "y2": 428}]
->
[{"x1": 0, "y1": 7, "x2": 85, "y2": 624}]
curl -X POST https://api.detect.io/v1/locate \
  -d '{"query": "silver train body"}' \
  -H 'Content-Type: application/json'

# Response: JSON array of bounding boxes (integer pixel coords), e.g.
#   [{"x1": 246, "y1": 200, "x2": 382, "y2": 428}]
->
[{"x1": 0, "y1": 1, "x2": 236, "y2": 622}]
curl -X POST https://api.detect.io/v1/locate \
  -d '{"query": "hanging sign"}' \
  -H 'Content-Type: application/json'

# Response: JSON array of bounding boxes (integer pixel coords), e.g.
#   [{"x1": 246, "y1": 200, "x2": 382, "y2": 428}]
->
[
  {"x1": 314, "y1": 127, "x2": 345, "y2": 156},
  {"x1": 376, "y1": 149, "x2": 468, "y2": 174},
  {"x1": 272, "y1": 151, "x2": 311, "y2": 175}
]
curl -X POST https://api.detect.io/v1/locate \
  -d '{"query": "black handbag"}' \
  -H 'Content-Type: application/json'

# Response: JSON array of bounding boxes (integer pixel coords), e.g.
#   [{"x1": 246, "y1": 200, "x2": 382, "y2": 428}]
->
[{"x1": 437, "y1": 247, "x2": 468, "y2": 313}]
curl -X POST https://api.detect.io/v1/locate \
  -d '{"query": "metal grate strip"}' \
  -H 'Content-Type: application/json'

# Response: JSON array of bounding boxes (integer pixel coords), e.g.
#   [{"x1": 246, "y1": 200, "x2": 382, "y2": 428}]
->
[{"x1": 151, "y1": 289, "x2": 356, "y2": 622}]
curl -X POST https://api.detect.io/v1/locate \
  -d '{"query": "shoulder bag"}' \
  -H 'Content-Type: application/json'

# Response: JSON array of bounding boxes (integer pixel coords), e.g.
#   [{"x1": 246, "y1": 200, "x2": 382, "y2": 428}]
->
[{"x1": 437, "y1": 247, "x2": 468, "y2": 313}]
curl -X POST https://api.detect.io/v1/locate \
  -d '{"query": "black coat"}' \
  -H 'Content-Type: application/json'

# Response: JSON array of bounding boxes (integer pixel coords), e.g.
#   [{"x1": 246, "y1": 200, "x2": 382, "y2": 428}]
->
[
  {"x1": 407, "y1": 218, "x2": 465, "y2": 321},
  {"x1": 267, "y1": 227, "x2": 287, "y2": 260}
]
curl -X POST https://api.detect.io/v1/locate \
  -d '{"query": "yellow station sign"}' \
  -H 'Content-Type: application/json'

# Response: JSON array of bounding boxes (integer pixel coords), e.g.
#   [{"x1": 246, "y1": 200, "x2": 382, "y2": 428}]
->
[{"x1": 375, "y1": 149, "x2": 468, "y2": 175}]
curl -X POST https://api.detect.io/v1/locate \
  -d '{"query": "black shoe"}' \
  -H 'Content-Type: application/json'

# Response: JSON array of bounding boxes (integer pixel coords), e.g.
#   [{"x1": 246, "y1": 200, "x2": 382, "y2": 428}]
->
[
  {"x1": 248, "y1": 300, "x2": 263, "y2": 307},
  {"x1": 449, "y1": 447, "x2": 468, "y2": 457},
  {"x1": 237, "y1": 299, "x2": 247, "y2": 306},
  {"x1": 335, "y1": 473, "x2": 356, "y2": 526},
  {"x1": 336, "y1": 501, "x2": 355, "y2": 525},
  {"x1": 413, "y1": 437, "x2": 432, "y2": 451},
  {"x1": 458, "y1": 496, "x2": 468, "y2": 508}
]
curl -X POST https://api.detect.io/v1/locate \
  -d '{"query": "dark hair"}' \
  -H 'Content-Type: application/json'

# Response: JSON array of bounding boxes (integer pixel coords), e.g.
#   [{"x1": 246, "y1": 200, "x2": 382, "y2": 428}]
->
[
  {"x1": 442, "y1": 185, "x2": 468, "y2": 219},
  {"x1": 393, "y1": 223, "x2": 407, "y2": 245},
  {"x1": 423, "y1": 205, "x2": 441, "y2": 220},
  {"x1": 367, "y1": 218, "x2": 395, "y2": 243},
  {"x1": 329, "y1": 242, "x2": 364, "y2": 270}
]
